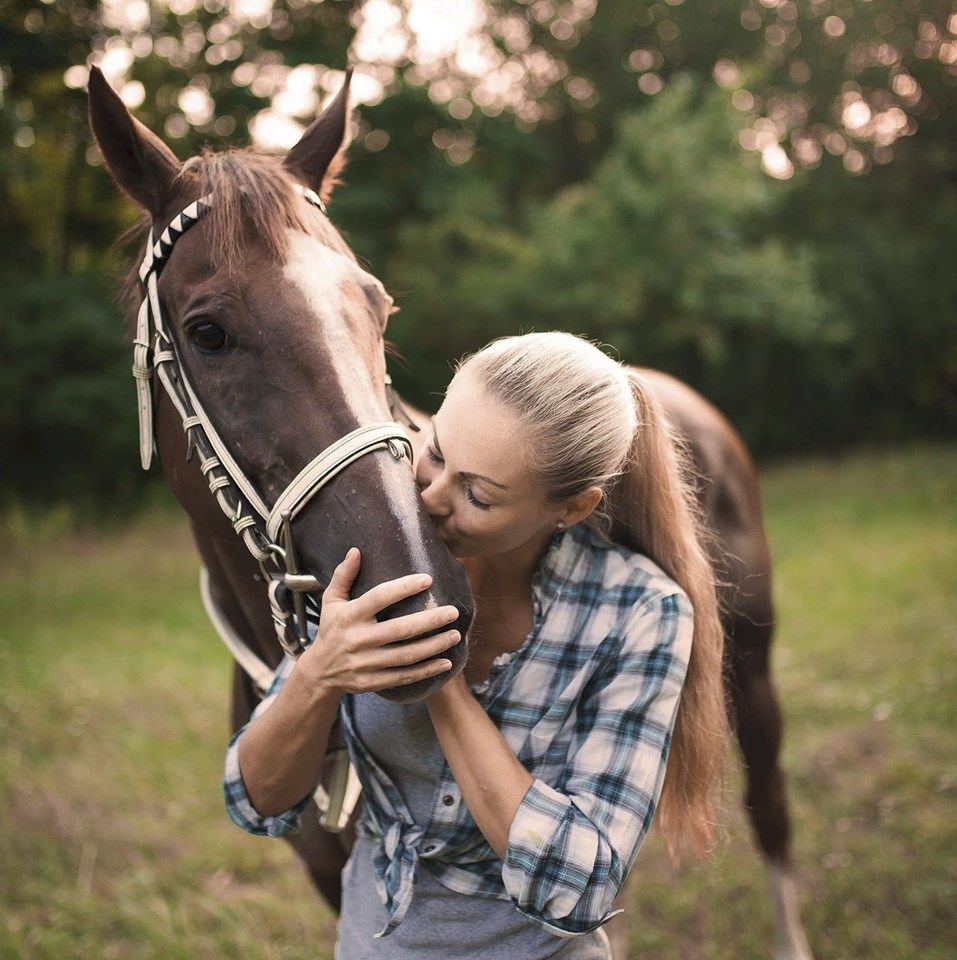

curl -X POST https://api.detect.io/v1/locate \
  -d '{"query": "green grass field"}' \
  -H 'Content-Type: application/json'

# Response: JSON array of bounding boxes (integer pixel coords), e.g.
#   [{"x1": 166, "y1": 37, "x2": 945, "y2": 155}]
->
[{"x1": 1, "y1": 443, "x2": 954, "y2": 959}]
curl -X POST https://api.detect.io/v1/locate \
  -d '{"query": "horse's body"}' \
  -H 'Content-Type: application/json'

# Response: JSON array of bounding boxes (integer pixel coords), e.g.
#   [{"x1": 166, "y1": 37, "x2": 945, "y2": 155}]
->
[{"x1": 88, "y1": 66, "x2": 813, "y2": 960}]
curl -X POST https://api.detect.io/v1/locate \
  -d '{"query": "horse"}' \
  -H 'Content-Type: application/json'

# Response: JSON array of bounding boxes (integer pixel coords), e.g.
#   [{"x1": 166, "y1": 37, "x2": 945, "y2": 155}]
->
[{"x1": 87, "y1": 65, "x2": 813, "y2": 960}]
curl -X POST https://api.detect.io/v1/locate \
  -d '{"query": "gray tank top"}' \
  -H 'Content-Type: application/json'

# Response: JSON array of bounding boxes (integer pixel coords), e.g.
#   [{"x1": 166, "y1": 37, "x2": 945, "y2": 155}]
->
[{"x1": 333, "y1": 691, "x2": 612, "y2": 959}]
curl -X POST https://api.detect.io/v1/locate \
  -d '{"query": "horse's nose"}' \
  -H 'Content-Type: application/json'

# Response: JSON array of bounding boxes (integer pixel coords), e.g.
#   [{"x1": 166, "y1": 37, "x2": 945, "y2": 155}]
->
[{"x1": 373, "y1": 580, "x2": 473, "y2": 693}]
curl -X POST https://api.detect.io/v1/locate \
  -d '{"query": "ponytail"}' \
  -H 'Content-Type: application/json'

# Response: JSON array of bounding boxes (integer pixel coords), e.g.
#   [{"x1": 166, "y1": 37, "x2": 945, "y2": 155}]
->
[
  {"x1": 459, "y1": 332, "x2": 731, "y2": 864},
  {"x1": 607, "y1": 371, "x2": 732, "y2": 864}
]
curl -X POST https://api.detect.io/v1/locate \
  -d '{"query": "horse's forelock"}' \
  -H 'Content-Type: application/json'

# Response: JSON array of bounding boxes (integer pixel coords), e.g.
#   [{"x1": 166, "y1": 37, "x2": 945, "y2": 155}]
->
[
  {"x1": 182, "y1": 147, "x2": 355, "y2": 276},
  {"x1": 116, "y1": 144, "x2": 357, "y2": 337}
]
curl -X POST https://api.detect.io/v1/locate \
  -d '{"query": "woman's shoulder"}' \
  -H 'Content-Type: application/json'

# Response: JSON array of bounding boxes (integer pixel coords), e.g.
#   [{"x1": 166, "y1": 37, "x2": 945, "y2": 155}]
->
[
  {"x1": 572, "y1": 526, "x2": 694, "y2": 673},
  {"x1": 573, "y1": 522, "x2": 692, "y2": 614}
]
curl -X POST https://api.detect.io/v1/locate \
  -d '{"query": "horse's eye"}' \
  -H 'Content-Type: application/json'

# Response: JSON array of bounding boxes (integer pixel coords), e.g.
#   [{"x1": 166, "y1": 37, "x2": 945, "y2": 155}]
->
[{"x1": 188, "y1": 320, "x2": 229, "y2": 354}]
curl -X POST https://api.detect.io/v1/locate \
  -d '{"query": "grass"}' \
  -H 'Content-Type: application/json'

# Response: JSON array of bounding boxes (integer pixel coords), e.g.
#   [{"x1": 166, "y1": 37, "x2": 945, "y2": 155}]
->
[{"x1": 1, "y1": 442, "x2": 954, "y2": 959}]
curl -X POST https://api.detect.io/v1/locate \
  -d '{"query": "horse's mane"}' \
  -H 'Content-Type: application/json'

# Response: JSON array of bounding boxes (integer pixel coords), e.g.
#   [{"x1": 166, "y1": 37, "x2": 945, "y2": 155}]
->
[{"x1": 114, "y1": 146, "x2": 372, "y2": 342}]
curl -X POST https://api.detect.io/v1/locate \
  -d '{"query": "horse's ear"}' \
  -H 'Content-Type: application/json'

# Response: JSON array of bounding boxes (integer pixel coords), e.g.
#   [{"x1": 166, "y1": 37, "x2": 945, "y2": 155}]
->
[
  {"x1": 284, "y1": 66, "x2": 356, "y2": 203},
  {"x1": 87, "y1": 65, "x2": 181, "y2": 216}
]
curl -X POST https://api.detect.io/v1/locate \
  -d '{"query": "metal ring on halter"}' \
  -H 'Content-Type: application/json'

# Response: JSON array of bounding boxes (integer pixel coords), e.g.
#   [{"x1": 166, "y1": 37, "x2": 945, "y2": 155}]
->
[{"x1": 264, "y1": 541, "x2": 287, "y2": 561}]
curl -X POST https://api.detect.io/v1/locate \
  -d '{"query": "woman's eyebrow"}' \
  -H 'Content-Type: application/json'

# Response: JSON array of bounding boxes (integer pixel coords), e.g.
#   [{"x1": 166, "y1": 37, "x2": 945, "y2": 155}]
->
[{"x1": 432, "y1": 423, "x2": 510, "y2": 490}]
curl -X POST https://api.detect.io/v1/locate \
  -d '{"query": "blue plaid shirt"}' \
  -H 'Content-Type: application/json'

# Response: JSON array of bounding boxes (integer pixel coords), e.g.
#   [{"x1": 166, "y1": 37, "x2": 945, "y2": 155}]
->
[{"x1": 224, "y1": 522, "x2": 694, "y2": 941}]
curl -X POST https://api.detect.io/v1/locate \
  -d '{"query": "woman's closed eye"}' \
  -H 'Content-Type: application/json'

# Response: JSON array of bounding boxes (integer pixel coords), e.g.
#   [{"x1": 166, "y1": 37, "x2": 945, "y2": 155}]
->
[{"x1": 425, "y1": 446, "x2": 491, "y2": 511}]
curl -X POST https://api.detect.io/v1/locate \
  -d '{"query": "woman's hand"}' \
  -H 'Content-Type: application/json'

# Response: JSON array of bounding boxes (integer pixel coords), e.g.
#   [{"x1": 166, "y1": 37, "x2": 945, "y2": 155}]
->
[{"x1": 298, "y1": 547, "x2": 462, "y2": 698}]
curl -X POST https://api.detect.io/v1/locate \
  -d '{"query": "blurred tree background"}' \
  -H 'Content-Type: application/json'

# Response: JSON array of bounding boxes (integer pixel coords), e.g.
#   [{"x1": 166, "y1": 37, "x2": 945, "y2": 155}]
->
[{"x1": 1, "y1": 0, "x2": 954, "y2": 511}]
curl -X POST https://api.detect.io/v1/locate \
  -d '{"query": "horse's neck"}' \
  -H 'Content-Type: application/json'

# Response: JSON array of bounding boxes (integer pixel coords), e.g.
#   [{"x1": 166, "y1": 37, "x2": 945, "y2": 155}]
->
[{"x1": 189, "y1": 522, "x2": 284, "y2": 671}]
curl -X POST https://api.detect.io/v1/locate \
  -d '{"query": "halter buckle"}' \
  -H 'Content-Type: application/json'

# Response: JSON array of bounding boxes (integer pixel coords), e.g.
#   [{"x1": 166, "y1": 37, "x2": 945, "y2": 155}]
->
[
  {"x1": 280, "y1": 511, "x2": 312, "y2": 650},
  {"x1": 387, "y1": 437, "x2": 410, "y2": 460},
  {"x1": 284, "y1": 573, "x2": 324, "y2": 592}
]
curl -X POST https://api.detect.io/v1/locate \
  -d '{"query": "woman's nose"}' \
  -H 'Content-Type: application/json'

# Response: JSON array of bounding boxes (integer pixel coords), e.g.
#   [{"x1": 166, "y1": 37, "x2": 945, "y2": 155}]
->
[
  {"x1": 416, "y1": 474, "x2": 450, "y2": 517},
  {"x1": 418, "y1": 483, "x2": 444, "y2": 515}
]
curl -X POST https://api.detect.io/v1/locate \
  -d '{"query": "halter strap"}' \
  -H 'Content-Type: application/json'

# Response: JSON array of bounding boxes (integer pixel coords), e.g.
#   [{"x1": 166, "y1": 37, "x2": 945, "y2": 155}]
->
[{"x1": 266, "y1": 422, "x2": 414, "y2": 542}]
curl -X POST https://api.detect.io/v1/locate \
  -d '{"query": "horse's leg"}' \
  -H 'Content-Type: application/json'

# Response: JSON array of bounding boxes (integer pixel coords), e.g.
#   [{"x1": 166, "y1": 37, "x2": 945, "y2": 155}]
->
[
  {"x1": 283, "y1": 803, "x2": 359, "y2": 914},
  {"x1": 603, "y1": 887, "x2": 630, "y2": 960},
  {"x1": 721, "y1": 576, "x2": 815, "y2": 960}
]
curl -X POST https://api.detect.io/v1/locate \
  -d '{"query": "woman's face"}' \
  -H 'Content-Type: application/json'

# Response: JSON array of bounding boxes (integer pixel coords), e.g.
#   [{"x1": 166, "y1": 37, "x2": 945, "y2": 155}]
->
[{"x1": 415, "y1": 370, "x2": 565, "y2": 559}]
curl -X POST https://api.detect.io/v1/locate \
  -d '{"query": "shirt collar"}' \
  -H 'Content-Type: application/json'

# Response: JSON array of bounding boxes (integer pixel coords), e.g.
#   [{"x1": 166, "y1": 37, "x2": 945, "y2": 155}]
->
[{"x1": 530, "y1": 521, "x2": 596, "y2": 616}]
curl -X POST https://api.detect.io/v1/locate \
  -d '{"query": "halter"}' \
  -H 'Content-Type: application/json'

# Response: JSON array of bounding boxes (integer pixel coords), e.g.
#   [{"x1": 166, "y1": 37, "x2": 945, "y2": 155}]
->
[{"x1": 133, "y1": 182, "x2": 416, "y2": 660}]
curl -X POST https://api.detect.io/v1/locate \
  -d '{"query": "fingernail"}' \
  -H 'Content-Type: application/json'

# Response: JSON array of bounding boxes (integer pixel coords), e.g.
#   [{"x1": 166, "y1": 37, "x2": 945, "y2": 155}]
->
[{"x1": 419, "y1": 575, "x2": 432, "y2": 588}]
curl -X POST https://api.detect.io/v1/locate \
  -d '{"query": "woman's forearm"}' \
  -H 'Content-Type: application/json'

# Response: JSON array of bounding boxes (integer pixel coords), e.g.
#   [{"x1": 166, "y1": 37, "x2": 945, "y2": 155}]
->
[
  {"x1": 237, "y1": 665, "x2": 343, "y2": 818},
  {"x1": 426, "y1": 676, "x2": 534, "y2": 859}
]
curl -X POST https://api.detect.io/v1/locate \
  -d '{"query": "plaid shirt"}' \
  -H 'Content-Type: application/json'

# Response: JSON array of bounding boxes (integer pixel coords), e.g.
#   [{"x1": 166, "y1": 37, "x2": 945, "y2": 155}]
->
[{"x1": 224, "y1": 522, "x2": 694, "y2": 941}]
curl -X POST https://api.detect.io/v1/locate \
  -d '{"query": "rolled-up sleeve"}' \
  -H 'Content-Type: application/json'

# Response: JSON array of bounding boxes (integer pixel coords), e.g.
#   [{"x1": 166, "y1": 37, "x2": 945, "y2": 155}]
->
[
  {"x1": 501, "y1": 590, "x2": 695, "y2": 936},
  {"x1": 223, "y1": 653, "x2": 315, "y2": 837}
]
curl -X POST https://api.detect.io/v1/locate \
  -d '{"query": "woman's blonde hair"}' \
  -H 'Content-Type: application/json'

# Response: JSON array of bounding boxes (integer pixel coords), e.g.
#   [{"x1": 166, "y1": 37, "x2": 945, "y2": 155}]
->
[{"x1": 455, "y1": 331, "x2": 730, "y2": 865}]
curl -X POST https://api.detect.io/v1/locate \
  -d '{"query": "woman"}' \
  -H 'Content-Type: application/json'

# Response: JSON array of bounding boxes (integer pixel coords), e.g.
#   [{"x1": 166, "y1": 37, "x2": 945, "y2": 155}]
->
[{"x1": 223, "y1": 332, "x2": 729, "y2": 959}]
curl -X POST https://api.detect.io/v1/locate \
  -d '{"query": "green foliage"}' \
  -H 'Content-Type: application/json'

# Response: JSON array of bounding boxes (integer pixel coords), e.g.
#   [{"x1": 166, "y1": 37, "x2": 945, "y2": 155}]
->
[
  {"x1": 386, "y1": 80, "x2": 881, "y2": 453},
  {"x1": 0, "y1": 272, "x2": 146, "y2": 509},
  {"x1": 1, "y1": 1, "x2": 954, "y2": 508},
  {"x1": 781, "y1": 154, "x2": 957, "y2": 442},
  {"x1": 2, "y1": 444, "x2": 955, "y2": 958},
  {"x1": 523, "y1": 80, "x2": 832, "y2": 344}
]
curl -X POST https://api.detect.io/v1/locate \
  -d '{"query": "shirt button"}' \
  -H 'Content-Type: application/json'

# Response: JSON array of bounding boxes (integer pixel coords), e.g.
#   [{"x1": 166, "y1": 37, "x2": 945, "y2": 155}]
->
[{"x1": 442, "y1": 794, "x2": 455, "y2": 806}]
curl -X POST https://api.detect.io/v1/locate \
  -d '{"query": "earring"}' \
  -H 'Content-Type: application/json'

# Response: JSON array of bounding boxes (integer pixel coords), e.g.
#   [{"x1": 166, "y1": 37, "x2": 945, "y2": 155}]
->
[{"x1": 556, "y1": 520, "x2": 566, "y2": 530}]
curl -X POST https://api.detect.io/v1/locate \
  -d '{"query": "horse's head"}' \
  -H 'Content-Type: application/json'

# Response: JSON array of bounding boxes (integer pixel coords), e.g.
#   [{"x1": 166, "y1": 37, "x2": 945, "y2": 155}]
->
[{"x1": 87, "y1": 65, "x2": 473, "y2": 702}]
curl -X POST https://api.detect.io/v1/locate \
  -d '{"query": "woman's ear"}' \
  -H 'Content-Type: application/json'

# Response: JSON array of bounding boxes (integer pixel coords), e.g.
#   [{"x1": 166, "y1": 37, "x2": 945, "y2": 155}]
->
[
  {"x1": 563, "y1": 486, "x2": 604, "y2": 526},
  {"x1": 87, "y1": 65, "x2": 181, "y2": 216}
]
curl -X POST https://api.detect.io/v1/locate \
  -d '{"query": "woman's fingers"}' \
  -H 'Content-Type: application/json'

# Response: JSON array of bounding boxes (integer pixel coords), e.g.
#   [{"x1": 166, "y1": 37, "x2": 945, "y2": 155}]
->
[
  {"x1": 323, "y1": 547, "x2": 362, "y2": 604},
  {"x1": 366, "y1": 628, "x2": 463, "y2": 673},
  {"x1": 351, "y1": 571, "x2": 436, "y2": 619},
  {"x1": 308, "y1": 549, "x2": 463, "y2": 695},
  {"x1": 364, "y1": 603, "x2": 461, "y2": 647},
  {"x1": 360, "y1": 653, "x2": 456, "y2": 692}
]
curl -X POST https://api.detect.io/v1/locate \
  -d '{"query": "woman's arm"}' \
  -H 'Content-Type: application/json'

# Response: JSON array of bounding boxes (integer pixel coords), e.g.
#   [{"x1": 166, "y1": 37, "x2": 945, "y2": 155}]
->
[
  {"x1": 224, "y1": 546, "x2": 461, "y2": 836},
  {"x1": 223, "y1": 656, "x2": 340, "y2": 837},
  {"x1": 426, "y1": 590, "x2": 694, "y2": 936},
  {"x1": 425, "y1": 672, "x2": 534, "y2": 859},
  {"x1": 238, "y1": 659, "x2": 343, "y2": 815}
]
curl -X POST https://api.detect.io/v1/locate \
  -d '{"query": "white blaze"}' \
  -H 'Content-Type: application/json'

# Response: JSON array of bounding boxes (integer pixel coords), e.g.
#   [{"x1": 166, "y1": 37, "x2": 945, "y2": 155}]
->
[{"x1": 281, "y1": 229, "x2": 433, "y2": 578}]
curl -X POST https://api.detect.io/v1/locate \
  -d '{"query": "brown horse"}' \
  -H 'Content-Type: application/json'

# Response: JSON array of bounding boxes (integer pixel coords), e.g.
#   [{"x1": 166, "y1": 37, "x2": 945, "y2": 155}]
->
[{"x1": 88, "y1": 66, "x2": 813, "y2": 960}]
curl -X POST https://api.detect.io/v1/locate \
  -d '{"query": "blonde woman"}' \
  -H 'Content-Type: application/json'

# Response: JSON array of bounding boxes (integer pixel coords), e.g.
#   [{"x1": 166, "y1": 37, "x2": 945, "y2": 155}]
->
[{"x1": 224, "y1": 331, "x2": 729, "y2": 959}]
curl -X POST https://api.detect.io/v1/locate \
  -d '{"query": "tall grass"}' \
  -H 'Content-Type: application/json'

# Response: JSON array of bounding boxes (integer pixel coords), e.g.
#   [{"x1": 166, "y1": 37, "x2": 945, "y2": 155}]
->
[{"x1": 1, "y1": 443, "x2": 954, "y2": 959}]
